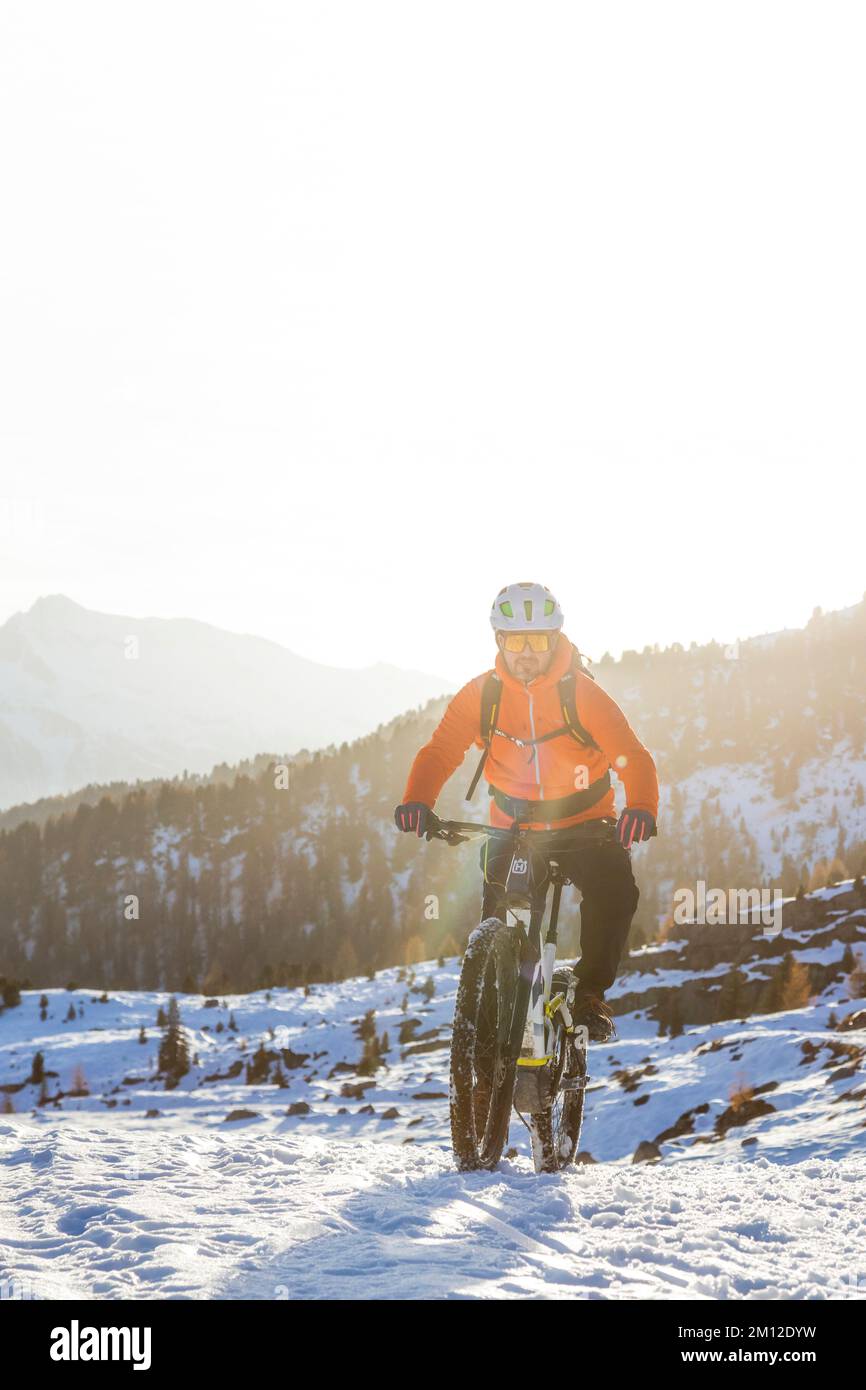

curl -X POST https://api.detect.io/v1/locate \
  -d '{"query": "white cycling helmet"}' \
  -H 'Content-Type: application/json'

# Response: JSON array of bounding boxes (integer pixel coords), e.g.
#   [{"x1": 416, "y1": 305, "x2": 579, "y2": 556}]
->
[{"x1": 489, "y1": 581, "x2": 564, "y2": 631}]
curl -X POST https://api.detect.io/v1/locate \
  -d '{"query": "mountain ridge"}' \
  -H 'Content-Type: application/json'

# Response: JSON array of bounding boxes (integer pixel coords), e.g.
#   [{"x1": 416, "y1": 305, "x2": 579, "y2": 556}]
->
[{"x1": 0, "y1": 595, "x2": 453, "y2": 809}]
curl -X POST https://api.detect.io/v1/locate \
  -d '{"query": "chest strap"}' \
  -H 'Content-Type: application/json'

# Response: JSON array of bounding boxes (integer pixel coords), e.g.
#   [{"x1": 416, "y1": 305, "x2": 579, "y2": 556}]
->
[{"x1": 489, "y1": 770, "x2": 612, "y2": 823}]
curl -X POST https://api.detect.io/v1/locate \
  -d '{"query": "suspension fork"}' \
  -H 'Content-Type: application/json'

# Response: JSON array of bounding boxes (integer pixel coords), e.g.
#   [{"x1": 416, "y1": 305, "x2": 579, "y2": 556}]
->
[
  {"x1": 506, "y1": 913, "x2": 542, "y2": 1063},
  {"x1": 507, "y1": 878, "x2": 563, "y2": 1064},
  {"x1": 541, "y1": 876, "x2": 563, "y2": 1002}
]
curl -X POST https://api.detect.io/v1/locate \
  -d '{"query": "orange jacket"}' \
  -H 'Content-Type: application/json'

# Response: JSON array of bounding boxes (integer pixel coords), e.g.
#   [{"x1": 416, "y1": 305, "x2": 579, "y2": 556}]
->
[{"x1": 402, "y1": 632, "x2": 659, "y2": 830}]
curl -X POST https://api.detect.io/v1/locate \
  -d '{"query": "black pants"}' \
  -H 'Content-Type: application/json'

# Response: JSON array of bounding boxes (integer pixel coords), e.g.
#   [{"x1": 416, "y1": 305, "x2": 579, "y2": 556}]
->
[{"x1": 480, "y1": 835, "x2": 639, "y2": 994}]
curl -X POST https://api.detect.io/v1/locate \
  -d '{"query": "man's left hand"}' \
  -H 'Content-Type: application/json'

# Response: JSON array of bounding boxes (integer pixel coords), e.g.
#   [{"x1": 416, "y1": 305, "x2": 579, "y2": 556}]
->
[{"x1": 616, "y1": 808, "x2": 657, "y2": 847}]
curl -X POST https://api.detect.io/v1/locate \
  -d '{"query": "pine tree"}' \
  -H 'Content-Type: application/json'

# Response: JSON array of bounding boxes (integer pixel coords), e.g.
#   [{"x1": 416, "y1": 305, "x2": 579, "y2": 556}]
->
[
  {"x1": 30, "y1": 1051, "x2": 45, "y2": 1085},
  {"x1": 717, "y1": 967, "x2": 747, "y2": 1022},
  {"x1": 157, "y1": 997, "x2": 190, "y2": 1087},
  {"x1": 654, "y1": 997, "x2": 670, "y2": 1037},
  {"x1": 357, "y1": 1009, "x2": 376, "y2": 1042},
  {"x1": 138, "y1": 1026, "x2": 147, "y2": 1045},
  {"x1": 245, "y1": 1042, "x2": 272, "y2": 1084},
  {"x1": 847, "y1": 957, "x2": 866, "y2": 1000},
  {"x1": 668, "y1": 995, "x2": 684, "y2": 1038},
  {"x1": 1, "y1": 979, "x2": 22, "y2": 1009},
  {"x1": 404, "y1": 936, "x2": 425, "y2": 966},
  {"x1": 334, "y1": 935, "x2": 360, "y2": 981},
  {"x1": 357, "y1": 1031, "x2": 386, "y2": 1076},
  {"x1": 70, "y1": 1065, "x2": 89, "y2": 1096},
  {"x1": 778, "y1": 954, "x2": 811, "y2": 1010}
]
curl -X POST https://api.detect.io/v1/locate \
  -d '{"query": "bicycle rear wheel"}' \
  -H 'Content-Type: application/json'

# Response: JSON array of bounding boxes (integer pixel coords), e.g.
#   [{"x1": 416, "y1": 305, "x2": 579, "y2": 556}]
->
[
  {"x1": 449, "y1": 917, "x2": 521, "y2": 1171},
  {"x1": 527, "y1": 967, "x2": 588, "y2": 1173}
]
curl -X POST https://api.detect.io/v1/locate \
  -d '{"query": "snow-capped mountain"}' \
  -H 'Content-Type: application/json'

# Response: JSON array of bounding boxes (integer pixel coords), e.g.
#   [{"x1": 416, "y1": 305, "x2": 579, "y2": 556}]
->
[
  {"x1": 2, "y1": 878, "x2": 866, "y2": 1299},
  {"x1": 0, "y1": 595, "x2": 453, "y2": 811}
]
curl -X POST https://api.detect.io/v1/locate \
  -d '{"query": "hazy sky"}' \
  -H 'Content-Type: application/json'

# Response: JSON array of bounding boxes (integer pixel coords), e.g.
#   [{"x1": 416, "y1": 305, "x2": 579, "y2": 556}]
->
[{"x1": 2, "y1": 1, "x2": 864, "y2": 684}]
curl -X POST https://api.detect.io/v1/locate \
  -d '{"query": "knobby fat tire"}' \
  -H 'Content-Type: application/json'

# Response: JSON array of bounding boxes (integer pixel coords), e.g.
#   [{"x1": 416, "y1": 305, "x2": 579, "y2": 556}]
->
[{"x1": 449, "y1": 916, "x2": 521, "y2": 1171}]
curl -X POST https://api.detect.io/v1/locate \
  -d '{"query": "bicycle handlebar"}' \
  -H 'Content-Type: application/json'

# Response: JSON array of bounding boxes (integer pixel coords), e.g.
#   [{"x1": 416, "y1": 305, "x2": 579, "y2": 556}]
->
[{"x1": 425, "y1": 812, "x2": 618, "y2": 846}]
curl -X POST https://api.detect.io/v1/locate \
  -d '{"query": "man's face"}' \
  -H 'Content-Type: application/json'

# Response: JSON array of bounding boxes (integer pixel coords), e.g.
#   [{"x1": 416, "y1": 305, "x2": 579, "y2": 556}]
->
[{"x1": 497, "y1": 630, "x2": 559, "y2": 684}]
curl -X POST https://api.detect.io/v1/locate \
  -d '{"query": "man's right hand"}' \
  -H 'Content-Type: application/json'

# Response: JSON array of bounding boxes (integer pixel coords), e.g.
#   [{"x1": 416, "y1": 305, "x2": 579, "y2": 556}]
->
[{"x1": 394, "y1": 802, "x2": 433, "y2": 837}]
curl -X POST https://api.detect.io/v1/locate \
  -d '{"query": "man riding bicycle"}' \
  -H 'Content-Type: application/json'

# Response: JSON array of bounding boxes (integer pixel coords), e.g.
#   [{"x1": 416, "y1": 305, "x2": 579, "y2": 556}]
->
[{"x1": 394, "y1": 581, "x2": 659, "y2": 1043}]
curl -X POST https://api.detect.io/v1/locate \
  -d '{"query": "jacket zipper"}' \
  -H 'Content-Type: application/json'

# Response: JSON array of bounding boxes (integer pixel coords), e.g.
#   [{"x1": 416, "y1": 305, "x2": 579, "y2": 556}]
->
[
  {"x1": 527, "y1": 693, "x2": 542, "y2": 793},
  {"x1": 527, "y1": 691, "x2": 552, "y2": 829}
]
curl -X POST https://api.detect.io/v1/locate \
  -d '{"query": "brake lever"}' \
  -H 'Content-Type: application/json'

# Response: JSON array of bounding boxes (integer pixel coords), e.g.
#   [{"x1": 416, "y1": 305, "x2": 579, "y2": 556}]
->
[
  {"x1": 438, "y1": 829, "x2": 469, "y2": 845},
  {"x1": 426, "y1": 815, "x2": 468, "y2": 845}
]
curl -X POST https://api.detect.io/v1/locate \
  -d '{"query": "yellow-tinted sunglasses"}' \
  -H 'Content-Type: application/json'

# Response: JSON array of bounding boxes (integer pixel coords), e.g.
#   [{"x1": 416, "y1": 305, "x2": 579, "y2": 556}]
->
[{"x1": 501, "y1": 631, "x2": 554, "y2": 653}]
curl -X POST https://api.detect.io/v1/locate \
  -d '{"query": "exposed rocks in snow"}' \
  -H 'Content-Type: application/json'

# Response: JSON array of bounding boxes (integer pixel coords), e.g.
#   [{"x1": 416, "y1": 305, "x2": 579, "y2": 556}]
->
[
  {"x1": 632, "y1": 1140, "x2": 662, "y2": 1163},
  {"x1": 401, "y1": 1037, "x2": 448, "y2": 1057},
  {"x1": 714, "y1": 1093, "x2": 777, "y2": 1136},
  {"x1": 281, "y1": 1047, "x2": 311, "y2": 1069},
  {"x1": 340, "y1": 1081, "x2": 376, "y2": 1099},
  {"x1": 203, "y1": 1060, "x2": 244, "y2": 1083},
  {"x1": 655, "y1": 1103, "x2": 709, "y2": 1144}
]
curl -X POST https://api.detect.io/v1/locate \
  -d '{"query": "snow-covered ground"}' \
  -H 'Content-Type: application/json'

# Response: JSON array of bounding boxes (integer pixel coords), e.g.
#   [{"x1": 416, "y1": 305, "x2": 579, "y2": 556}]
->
[
  {"x1": 2, "y1": 917, "x2": 866, "y2": 1300},
  {"x1": 4, "y1": 1123, "x2": 865, "y2": 1300}
]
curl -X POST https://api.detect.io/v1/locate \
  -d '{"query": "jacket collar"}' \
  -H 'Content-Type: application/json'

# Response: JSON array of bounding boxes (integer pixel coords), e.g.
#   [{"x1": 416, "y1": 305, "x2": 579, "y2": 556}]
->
[{"x1": 493, "y1": 630, "x2": 574, "y2": 695}]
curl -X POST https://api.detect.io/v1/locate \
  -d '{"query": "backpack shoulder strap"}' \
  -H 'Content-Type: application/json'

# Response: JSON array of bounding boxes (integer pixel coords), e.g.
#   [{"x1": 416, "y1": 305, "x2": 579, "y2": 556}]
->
[
  {"x1": 558, "y1": 645, "x2": 600, "y2": 750},
  {"x1": 479, "y1": 670, "x2": 502, "y2": 745},
  {"x1": 465, "y1": 671, "x2": 501, "y2": 802}
]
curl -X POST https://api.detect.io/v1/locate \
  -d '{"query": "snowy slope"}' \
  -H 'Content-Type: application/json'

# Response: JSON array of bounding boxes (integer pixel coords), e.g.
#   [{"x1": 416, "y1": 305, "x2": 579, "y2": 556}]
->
[
  {"x1": 3, "y1": 887, "x2": 866, "y2": 1300},
  {"x1": 662, "y1": 751, "x2": 866, "y2": 880}
]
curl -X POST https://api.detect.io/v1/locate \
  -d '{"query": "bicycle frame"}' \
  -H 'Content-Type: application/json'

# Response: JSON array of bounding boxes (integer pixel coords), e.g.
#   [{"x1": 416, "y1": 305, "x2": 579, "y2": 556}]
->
[
  {"x1": 431, "y1": 816, "x2": 608, "y2": 1070},
  {"x1": 491, "y1": 835, "x2": 558, "y2": 1068}
]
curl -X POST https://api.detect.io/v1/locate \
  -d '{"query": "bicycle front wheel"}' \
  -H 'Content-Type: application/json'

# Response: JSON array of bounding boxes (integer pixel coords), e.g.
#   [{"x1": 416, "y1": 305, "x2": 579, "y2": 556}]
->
[{"x1": 449, "y1": 917, "x2": 522, "y2": 1171}]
